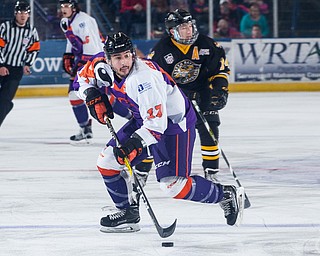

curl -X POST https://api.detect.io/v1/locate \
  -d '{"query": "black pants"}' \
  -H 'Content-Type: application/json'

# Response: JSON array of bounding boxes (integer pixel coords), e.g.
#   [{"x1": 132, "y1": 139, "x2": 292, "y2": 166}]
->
[{"x1": 0, "y1": 66, "x2": 23, "y2": 127}]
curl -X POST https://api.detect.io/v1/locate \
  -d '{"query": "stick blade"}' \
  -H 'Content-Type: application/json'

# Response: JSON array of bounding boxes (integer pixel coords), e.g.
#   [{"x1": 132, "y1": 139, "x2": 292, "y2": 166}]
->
[
  {"x1": 157, "y1": 219, "x2": 177, "y2": 238},
  {"x1": 244, "y1": 194, "x2": 251, "y2": 209}
]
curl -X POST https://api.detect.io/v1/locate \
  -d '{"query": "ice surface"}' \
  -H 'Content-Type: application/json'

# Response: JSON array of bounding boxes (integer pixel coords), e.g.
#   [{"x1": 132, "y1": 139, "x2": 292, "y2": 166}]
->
[{"x1": 0, "y1": 92, "x2": 319, "y2": 256}]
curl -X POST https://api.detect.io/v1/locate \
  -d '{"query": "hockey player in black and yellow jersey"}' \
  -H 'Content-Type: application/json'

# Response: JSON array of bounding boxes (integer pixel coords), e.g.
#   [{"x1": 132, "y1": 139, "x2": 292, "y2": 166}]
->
[{"x1": 148, "y1": 9, "x2": 230, "y2": 181}]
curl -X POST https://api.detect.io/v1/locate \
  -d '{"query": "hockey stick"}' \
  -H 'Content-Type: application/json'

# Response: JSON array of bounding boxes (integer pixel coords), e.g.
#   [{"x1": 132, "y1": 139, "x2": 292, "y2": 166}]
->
[
  {"x1": 104, "y1": 117, "x2": 177, "y2": 238},
  {"x1": 191, "y1": 100, "x2": 251, "y2": 209}
]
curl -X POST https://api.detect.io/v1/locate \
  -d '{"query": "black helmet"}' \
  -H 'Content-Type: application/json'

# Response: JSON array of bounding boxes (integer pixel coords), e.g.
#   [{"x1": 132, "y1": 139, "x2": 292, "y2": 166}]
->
[
  {"x1": 104, "y1": 32, "x2": 134, "y2": 58},
  {"x1": 165, "y1": 9, "x2": 192, "y2": 31},
  {"x1": 59, "y1": 0, "x2": 78, "y2": 7},
  {"x1": 15, "y1": 0, "x2": 30, "y2": 13},
  {"x1": 164, "y1": 9, "x2": 199, "y2": 45}
]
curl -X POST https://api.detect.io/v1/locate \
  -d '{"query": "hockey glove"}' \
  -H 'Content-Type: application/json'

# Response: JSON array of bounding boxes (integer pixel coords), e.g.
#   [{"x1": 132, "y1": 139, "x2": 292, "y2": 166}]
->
[
  {"x1": 71, "y1": 59, "x2": 87, "y2": 77},
  {"x1": 210, "y1": 86, "x2": 229, "y2": 111},
  {"x1": 94, "y1": 62, "x2": 114, "y2": 87},
  {"x1": 113, "y1": 138, "x2": 143, "y2": 165},
  {"x1": 60, "y1": 18, "x2": 70, "y2": 33},
  {"x1": 85, "y1": 88, "x2": 114, "y2": 124},
  {"x1": 62, "y1": 53, "x2": 75, "y2": 75}
]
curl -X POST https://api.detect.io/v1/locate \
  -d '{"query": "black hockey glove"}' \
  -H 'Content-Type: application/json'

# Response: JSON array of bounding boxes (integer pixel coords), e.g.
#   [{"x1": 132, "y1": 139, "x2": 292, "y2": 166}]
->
[
  {"x1": 113, "y1": 137, "x2": 143, "y2": 165},
  {"x1": 85, "y1": 88, "x2": 114, "y2": 124},
  {"x1": 210, "y1": 86, "x2": 229, "y2": 111}
]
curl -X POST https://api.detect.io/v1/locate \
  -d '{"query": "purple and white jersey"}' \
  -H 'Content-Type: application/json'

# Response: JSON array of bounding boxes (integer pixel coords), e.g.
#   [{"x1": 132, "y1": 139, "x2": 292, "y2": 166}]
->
[
  {"x1": 65, "y1": 11, "x2": 104, "y2": 58},
  {"x1": 76, "y1": 57, "x2": 197, "y2": 147}
]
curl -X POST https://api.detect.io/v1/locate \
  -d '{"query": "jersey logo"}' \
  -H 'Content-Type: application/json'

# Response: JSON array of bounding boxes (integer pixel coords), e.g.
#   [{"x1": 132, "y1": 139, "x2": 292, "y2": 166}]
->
[
  {"x1": 138, "y1": 82, "x2": 152, "y2": 93},
  {"x1": 172, "y1": 59, "x2": 201, "y2": 84},
  {"x1": 192, "y1": 46, "x2": 200, "y2": 60},
  {"x1": 155, "y1": 160, "x2": 170, "y2": 168},
  {"x1": 22, "y1": 36, "x2": 30, "y2": 46},
  {"x1": 164, "y1": 53, "x2": 174, "y2": 64},
  {"x1": 138, "y1": 84, "x2": 144, "y2": 92},
  {"x1": 199, "y1": 49, "x2": 210, "y2": 55}
]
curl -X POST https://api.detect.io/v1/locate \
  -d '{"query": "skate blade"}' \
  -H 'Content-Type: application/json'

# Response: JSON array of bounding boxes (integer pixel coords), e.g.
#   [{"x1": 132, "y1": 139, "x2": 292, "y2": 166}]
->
[
  {"x1": 70, "y1": 139, "x2": 93, "y2": 146},
  {"x1": 235, "y1": 187, "x2": 245, "y2": 227},
  {"x1": 100, "y1": 223, "x2": 140, "y2": 233}
]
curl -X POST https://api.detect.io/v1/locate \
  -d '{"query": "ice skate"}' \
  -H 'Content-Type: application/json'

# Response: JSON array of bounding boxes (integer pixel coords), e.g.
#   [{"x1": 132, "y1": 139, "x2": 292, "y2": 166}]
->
[
  {"x1": 204, "y1": 168, "x2": 220, "y2": 183},
  {"x1": 70, "y1": 119, "x2": 93, "y2": 144},
  {"x1": 219, "y1": 185, "x2": 245, "y2": 226},
  {"x1": 100, "y1": 204, "x2": 140, "y2": 233}
]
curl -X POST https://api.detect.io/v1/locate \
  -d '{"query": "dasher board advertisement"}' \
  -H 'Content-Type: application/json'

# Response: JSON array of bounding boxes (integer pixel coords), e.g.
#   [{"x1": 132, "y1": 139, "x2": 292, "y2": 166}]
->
[{"x1": 232, "y1": 38, "x2": 320, "y2": 82}]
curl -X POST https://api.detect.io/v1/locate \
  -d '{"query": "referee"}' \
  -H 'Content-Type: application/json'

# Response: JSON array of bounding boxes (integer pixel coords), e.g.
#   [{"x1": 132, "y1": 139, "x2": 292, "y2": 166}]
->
[{"x1": 0, "y1": 0, "x2": 40, "y2": 127}]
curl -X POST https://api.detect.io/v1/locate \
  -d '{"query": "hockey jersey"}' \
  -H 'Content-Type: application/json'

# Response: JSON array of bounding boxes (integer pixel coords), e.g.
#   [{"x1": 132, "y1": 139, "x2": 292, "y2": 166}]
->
[
  {"x1": 148, "y1": 34, "x2": 230, "y2": 92},
  {"x1": 74, "y1": 53, "x2": 197, "y2": 146},
  {"x1": 65, "y1": 11, "x2": 104, "y2": 60}
]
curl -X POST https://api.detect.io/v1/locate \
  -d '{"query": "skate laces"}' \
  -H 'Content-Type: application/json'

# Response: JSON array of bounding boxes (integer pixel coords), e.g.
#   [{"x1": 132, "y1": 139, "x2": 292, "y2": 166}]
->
[
  {"x1": 220, "y1": 190, "x2": 233, "y2": 216},
  {"x1": 83, "y1": 124, "x2": 92, "y2": 134},
  {"x1": 220, "y1": 196, "x2": 232, "y2": 215},
  {"x1": 109, "y1": 209, "x2": 126, "y2": 220}
]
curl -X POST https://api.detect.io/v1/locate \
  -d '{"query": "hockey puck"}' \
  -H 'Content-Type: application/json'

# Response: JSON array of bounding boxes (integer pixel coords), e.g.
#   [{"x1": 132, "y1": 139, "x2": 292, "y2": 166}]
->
[{"x1": 162, "y1": 242, "x2": 174, "y2": 247}]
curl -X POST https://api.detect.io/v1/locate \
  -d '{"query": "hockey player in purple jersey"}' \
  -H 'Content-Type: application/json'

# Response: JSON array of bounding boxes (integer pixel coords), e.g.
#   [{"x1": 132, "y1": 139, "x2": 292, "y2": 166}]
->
[
  {"x1": 148, "y1": 9, "x2": 230, "y2": 182},
  {"x1": 75, "y1": 32, "x2": 244, "y2": 232},
  {"x1": 59, "y1": 0, "x2": 104, "y2": 143}
]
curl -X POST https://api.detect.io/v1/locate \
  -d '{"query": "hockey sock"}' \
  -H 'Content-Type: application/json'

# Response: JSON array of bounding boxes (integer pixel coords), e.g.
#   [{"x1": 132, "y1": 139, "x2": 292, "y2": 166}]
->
[
  {"x1": 71, "y1": 101, "x2": 89, "y2": 127},
  {"x1": 176, "y1": 176, "x2": 224, "y2": 203},
  {"x1": 98, "y1": 168, "x2": 132, "y2": 209}
]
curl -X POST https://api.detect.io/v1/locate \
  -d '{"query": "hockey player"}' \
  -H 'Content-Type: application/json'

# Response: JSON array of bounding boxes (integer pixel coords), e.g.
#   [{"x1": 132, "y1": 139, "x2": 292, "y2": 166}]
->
[
  {"x1": 60, "y1": 0, "x2": 140, "y2": 143},
  {"x1": 148, "y1": 9, "x2": 230, "y2": 181},
  {"x1": 74, "y1": 32, "x2": 244, "y2": 232},
  {"x1": 59, "y1": 0, "x2": 104, "y2": 142}
]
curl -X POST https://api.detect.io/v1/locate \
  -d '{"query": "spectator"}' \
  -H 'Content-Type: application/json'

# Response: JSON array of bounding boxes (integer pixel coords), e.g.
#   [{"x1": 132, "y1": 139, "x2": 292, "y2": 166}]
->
[
  {"x1": 243, "y1": 0, "x2": 269, "y2": 14},
  {"x1": 251, "y1": 23, "x2": 262, "y2": 38},
  {"x1": 214, "y1": 18, "x2": 243, "y2": 39},
  {"x1": 151, "y1": 0, "x2": 169, "y2": 34},
  {"x1": 108, "y1": 0, "x2": 121, "y2": 23},
  {"x1": 190, "y1": 0, "x2": 209, "y2": 34},
  {"x1": 119, "y1": 0, "x2": 146, "y2": 38},
  {"x1": 240, "y1": 3, "x2": 269, "y2": 37},
  {"x1": 216, "y1": 0, "x2": 243, "y2": 30},
  {"x1": 169, "y1": 0, "x2": 190, "y2": 11},
  {"x1": 254, "y1": 0, "x2": 269, "y2": 14},
  {"x1": 228, "y1": 0, "x2": 249, "y2": 23}
]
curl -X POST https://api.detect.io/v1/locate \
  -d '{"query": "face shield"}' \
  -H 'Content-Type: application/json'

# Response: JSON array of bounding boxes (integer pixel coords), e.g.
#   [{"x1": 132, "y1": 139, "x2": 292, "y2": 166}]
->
[{"x1": 171, "y1": 20, "x2": 199, "y2": 45}]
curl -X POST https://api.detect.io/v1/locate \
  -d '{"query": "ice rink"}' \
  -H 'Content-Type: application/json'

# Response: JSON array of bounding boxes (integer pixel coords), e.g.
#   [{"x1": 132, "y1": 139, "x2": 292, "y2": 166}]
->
[{"x1": 1, "y1": 92, "x2": 319, "y2": 256}]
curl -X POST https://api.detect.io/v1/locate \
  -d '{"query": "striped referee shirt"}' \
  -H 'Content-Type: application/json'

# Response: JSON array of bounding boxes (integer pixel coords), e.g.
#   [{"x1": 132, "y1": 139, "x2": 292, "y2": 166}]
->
[{"x1": 0, "y1": 19, "x2": 40, "y2": 67}]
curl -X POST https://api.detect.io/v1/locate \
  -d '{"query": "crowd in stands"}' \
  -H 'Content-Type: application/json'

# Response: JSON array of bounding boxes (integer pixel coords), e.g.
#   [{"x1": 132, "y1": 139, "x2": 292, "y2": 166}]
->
[
  {"x1": 106, "y1": 0, "x2": 271, "y2": 39},
  {"x1": 214, "y1": 0, "x2": 270, "y2": 39},
  {"x1": 1, "y1": 0, "x2": 271, "y2": 40}
]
